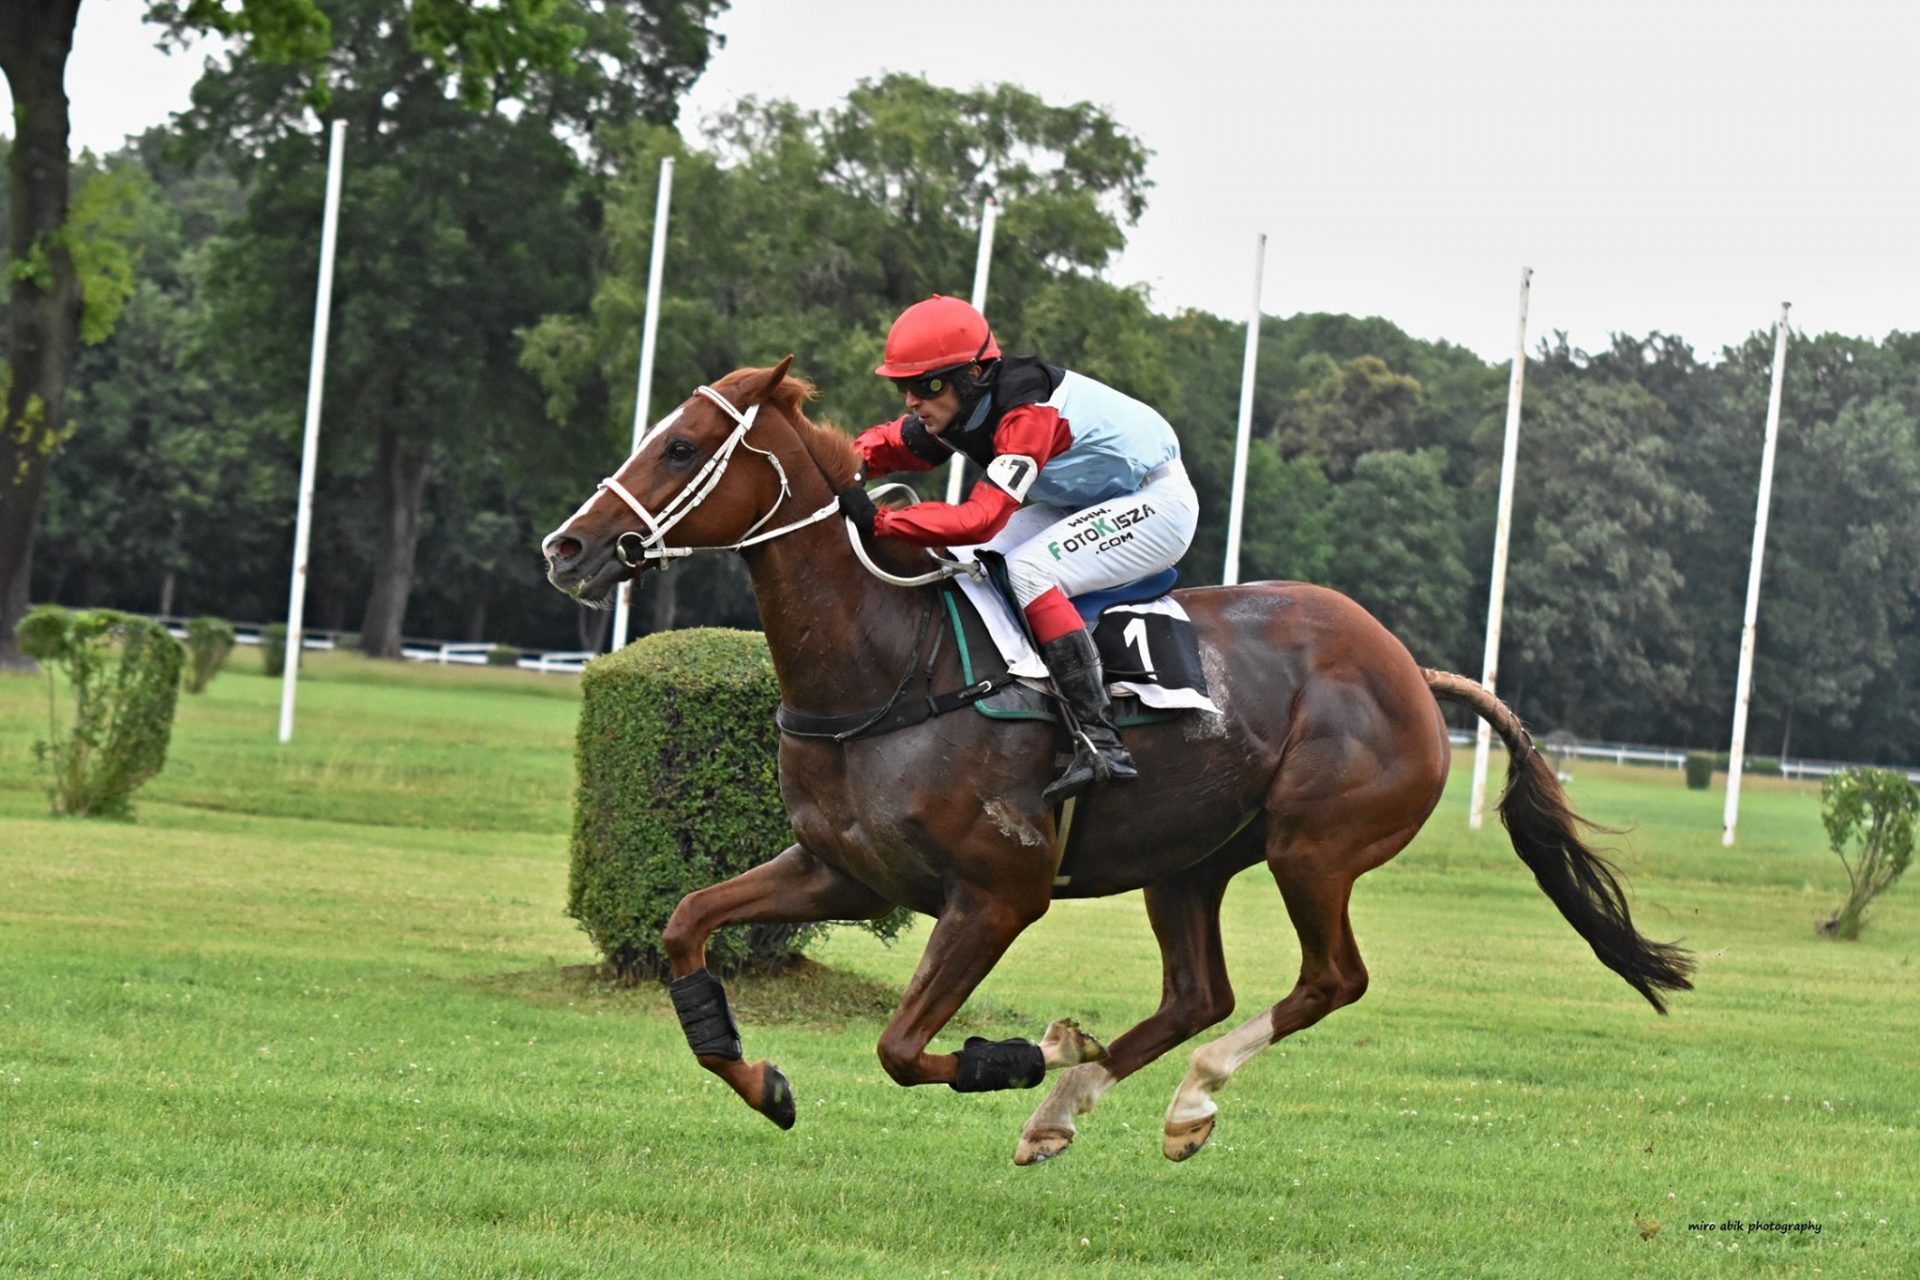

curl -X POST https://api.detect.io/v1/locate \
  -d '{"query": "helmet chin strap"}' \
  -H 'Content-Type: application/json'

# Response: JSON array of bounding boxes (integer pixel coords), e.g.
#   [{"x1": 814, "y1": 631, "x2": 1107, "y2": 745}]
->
[{"x1": 952, "y1": 381, "x2": 994, "y2": 432}]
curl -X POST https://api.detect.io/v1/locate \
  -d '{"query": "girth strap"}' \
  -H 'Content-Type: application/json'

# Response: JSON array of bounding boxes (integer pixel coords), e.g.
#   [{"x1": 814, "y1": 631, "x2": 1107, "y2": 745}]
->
[
  {"x1": 776, "y1": 671, "x2": 1015, "y2": 742},
  {"x1": 776, "y1": 582, "x2": 1016, "y2": 742}
]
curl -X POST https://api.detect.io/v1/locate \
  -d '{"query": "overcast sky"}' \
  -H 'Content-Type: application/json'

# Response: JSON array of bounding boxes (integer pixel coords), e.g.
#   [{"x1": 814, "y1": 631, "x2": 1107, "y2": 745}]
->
[{"x1": 22, "y1": 0, "x2": 1920, "y2": 362}]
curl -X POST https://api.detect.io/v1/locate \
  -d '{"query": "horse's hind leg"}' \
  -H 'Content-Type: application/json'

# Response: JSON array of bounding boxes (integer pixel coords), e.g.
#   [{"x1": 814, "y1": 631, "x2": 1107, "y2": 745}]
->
[
  {"x1": 662, "y1": 844, "x2": 892, "y2": 1129},
  {"x1": 1161, "y1": 820, "x2": 1420, "y2": 1162},
  {"x1": 1015, "y1": 843, "x2": 1249, "y2": 1165}
]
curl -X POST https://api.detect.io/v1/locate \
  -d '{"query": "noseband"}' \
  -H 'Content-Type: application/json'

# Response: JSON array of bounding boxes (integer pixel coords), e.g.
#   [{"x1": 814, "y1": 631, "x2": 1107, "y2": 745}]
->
[{"x1": 595, "y1": 385, "x2": 842, "y2": 566}]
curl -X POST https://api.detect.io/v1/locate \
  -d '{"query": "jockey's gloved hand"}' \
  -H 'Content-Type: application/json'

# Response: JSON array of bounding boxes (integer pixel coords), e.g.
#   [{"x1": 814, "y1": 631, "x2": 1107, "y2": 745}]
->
[{"x1": 838, "y1": 485, "x2": 878, "y2": 539}]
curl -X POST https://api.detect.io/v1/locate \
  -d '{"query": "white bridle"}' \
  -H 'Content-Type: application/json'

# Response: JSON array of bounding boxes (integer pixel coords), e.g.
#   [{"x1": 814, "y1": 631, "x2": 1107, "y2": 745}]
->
[
  {"x1": 590, "y1": 384, "x2": 842, "y2": 565},
  {"x1": 564, "y1": 381, "x2": 977, "y2": 587}
]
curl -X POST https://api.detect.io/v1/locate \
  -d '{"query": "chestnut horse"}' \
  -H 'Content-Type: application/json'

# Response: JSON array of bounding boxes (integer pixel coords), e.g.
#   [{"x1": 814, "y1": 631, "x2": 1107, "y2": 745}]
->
[{"x1": 541, "y1": 361, "x2": 1692, "y2": 1164}]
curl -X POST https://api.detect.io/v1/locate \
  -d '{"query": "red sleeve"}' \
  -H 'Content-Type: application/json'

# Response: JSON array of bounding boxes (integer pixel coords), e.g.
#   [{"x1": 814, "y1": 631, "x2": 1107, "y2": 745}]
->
[
  {"x1": 871, "y1": 405, "x2": 1074, "y2": 547},
  {"x1": 853, "y1": 416, "x2": 940, "y2": 477}
]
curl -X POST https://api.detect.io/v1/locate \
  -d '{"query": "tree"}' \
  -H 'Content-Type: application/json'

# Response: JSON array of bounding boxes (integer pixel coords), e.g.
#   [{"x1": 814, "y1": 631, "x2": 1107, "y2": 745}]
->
[
  {"x1": 1497, "y1": 376, "x2": 1708, "y2": 735},
  {"x1": 34, "y1": 134, "x2": 280, "y2": 621},
  {"x1": 1753, "y1": 397, "x2": 1920, "y2": 755},
  {"x1": 1273, "y1": 354, "x2": 1424, "y2": 480},
  {"x1": 0, "y1": 0, "x2": 607, "y2": 668},
  {"x1": 180, "y1": 0, "x2": 725, "y2": 656},
  {"x1": 1325, "y1": 448, "x2": 1474, "y2": 669},
  {"x1": 522, "y1": 77, "x2": 1154, "y2": 635}
]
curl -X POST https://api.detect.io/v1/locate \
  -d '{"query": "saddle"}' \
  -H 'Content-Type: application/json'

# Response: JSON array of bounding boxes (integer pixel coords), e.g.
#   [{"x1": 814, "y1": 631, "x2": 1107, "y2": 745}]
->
[
  {"x1": 948, "y1": 551, "x2": 1217, "y2": 726},
  {"x1": 773, "y1": 547, "x2": 1214, "y2": 742}
]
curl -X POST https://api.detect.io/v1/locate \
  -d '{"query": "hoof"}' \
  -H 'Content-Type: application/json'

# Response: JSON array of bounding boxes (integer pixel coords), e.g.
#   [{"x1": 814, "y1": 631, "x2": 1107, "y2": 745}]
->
[
  {"x1": 1014, "y1": 1125, "x2": 1074, "y2": 1166},
  {"x1": 1038, "y1": 1018, "x2": 1109, "y2": 1070},
  {"x1": 1163, "y1": 1113, "x2": 1215, "y2": 1162},
  {"x1": 759, "y1": 1061, "x2": 796, "y2": 1130}
]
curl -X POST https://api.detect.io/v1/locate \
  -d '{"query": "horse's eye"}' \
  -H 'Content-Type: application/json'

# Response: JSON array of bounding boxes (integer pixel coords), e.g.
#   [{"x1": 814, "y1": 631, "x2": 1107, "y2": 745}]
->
[{"x1": 666, "y1": 439, "x2": 698, "y2": 463}]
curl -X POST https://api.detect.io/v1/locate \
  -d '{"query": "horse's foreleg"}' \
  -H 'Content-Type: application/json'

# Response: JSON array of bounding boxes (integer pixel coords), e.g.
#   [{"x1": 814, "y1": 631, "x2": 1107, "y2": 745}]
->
[
  {"x1": 1016, "y1": 850, "x2": 1243, "y2": 1165},
  {"x1": 661, "y1": 844, "x2": 892, "y2": 1129},
  {"x1": 872, "y1": 888, "x2": 1058, "y2": 1090}
]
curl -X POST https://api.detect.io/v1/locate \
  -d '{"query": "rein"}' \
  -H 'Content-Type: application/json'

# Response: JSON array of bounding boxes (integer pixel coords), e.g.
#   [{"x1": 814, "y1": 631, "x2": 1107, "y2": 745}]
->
[{"x1": 597, "y1": 383, "x2": 977, "y2": 588}]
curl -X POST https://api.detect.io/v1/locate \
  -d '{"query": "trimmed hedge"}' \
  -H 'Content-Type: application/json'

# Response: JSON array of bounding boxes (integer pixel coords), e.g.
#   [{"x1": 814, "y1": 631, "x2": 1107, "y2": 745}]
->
[
  {"x1": 14, "y1": 606, "x2": 182, "y2": 818},
  {"x1": 182, "y1": 616, "x2": 236, "y2": 693},
  {"x1": 568, "y1": 627, "x2": 908, "y2": 979},
  {"x1": 1684, "y1": 752, "x2": 1714, "y2": 790},
  {"x1": 262, "y1": 623, "x2": 291, "y2": 676},
  {"x1": 1711, "y1": 751, "x2": 1782, "y2": 777}
]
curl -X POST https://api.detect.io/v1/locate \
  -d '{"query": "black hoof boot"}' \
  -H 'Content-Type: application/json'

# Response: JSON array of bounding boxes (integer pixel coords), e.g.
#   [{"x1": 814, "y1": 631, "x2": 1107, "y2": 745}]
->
[{"x1": 760, "y1": 1062, "x2": 796, "y2": 1130}]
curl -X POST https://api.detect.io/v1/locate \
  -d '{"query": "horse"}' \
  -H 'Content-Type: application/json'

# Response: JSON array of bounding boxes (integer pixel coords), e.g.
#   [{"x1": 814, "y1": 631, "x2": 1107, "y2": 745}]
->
[{"x1": 540, "y1": 359, "x2": 1693, "y2": 1164}]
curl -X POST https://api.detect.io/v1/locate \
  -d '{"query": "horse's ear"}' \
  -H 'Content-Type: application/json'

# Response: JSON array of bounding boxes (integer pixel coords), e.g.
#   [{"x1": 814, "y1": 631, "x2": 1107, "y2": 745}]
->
[{"x1": 744, "y1": 356, "x2": 795, "y2": 405}]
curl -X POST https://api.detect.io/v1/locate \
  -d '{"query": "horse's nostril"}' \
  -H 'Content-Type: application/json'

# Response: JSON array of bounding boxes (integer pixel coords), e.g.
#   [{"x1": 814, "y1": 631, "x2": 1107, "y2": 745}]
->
[{"x1": 548, "y1": 536, "x2": 583, "y2": 562}]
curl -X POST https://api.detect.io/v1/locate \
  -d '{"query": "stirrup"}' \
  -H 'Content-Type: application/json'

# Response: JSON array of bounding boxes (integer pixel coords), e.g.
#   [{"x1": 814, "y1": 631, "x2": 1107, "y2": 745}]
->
[{"x1": 1042, "y1": 732, "x2": 1133, "y2": 803}]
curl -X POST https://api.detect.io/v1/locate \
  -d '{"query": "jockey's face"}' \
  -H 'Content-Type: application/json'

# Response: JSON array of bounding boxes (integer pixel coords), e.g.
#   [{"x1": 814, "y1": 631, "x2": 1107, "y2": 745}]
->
[
  {"x1": 901, "y1": 368, "x2": 972, "y2": 433},
  {"x1": 904, "y1": 381, "x2": 959, "y2": 431}
]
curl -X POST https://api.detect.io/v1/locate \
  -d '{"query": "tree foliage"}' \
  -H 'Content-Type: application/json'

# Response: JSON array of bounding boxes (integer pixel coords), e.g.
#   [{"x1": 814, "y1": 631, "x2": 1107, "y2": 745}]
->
[
  {"x1": 18, "y1": 62, "x2": 1920, "y2": 767},
  {"x1": 0, "y1": 0, "x2": 633, "y2": 670},
  {"x1": 1499, "y1": 370, "x2": 1708, "y2": 731},
  {"x1": 175, "y1": 0, "x2": 724, "y2": 656}
]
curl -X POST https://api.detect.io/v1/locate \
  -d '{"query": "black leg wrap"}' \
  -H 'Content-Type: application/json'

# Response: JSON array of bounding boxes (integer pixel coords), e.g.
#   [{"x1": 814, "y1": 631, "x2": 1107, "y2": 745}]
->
[
  {"x1": 950, "y1": 1036, "x2": 1046, "y2": 1092},
  {"x1": 668, "y1": 968, "x2": 742, "y2": 1060}
]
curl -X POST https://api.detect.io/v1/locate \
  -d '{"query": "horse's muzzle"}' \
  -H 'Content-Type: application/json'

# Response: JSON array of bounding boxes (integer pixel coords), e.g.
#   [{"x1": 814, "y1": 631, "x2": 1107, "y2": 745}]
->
[{"x1": 541, "y1": 530, "x2": 633, "y2": 604}]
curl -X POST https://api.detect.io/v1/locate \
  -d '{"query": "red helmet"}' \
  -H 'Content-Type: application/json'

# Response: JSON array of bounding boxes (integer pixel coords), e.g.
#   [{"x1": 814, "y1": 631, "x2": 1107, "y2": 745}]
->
[{"x1": 874, "y1": 295, "x2": 1000, "y2": 378}]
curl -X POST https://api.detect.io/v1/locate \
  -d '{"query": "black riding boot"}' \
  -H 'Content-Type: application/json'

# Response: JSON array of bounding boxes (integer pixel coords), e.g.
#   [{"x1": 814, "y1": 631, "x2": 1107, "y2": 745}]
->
[{"x1": 1040, "y1": 629, "x2": 1139, "y2": 804}]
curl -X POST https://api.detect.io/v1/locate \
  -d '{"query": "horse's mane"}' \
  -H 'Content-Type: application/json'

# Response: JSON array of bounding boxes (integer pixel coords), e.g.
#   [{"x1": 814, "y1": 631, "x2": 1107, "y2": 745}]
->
[{"x1": 715, "y1": 366, "x2": 861, "y2": 492}]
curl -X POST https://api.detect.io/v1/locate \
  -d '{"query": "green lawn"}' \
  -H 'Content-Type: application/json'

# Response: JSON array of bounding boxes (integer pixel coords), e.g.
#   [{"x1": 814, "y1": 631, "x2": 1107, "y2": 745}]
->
[{"x1": 2, "y1": 654, "x2": 1914, "y2": 1278}]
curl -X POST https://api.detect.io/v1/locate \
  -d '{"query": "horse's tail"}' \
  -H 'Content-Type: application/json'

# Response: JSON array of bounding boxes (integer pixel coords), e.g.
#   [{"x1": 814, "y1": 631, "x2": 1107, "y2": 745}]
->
[{"x1": 1423, "y1": 669, "x2": 1695, "y2": 1014}]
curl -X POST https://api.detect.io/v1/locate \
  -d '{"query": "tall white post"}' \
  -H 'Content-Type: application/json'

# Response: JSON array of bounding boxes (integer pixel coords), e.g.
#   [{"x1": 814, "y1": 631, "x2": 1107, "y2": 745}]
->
[
  {"x1": 611, "y1": 155, "x2": 675, "y2": 651},
  {"x1": 278, "y1": 119, "x2": 347, "y2": 745},
  {"x1": 944, "y1": 198, "x2": 1000, "y2": 504},
  {"x1": 1723, "y1": 302, "x2": 1793, "y2": 847},
  {"x1": 1220, "y1": 232, "x2": 1268, "y2": 586},
  {"x1": 1468, "y1": 266, "x2": 1533, "y2": 827}
]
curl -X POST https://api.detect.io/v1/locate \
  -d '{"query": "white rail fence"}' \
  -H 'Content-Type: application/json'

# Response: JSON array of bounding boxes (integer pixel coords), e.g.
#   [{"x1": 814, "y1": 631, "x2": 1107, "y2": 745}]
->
[
  {"x1": 1444, "y1": 730, "x2": 1920, "y2": 785},
  {"x1": 87, "y1": 610, "x2": 1920, "y2": 780},
  {"x1": 151, "y1": 616, "x2": 593, "y2": 675}
]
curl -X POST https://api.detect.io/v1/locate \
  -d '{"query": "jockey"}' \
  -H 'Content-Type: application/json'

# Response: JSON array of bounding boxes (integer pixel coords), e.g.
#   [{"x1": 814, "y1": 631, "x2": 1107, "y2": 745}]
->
[{"x1": 838, "y1": 295, "x2": 1199, "y2": 803}]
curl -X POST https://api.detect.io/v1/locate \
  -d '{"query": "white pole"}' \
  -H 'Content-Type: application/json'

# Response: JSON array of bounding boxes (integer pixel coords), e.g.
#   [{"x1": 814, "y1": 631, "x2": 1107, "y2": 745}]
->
[
  {"x1": 278, "y1": 119, "x2": 347, "y2": 745},
  {"x1": 1220, "y1": 232, "x2": 1268, "y2": 586},
  {"x1": 1468, "y1": 266, "x2": 1533, "y2": 828},
  {"x1": 611, "y1": 155, "x2": 675, "y2": 652},
  {"x1": 944, "y1": 198, "x2": 999, "y2": 504},
  {"x1": 1723, "y1": 302, "x2": 1792, "y2": 847}
]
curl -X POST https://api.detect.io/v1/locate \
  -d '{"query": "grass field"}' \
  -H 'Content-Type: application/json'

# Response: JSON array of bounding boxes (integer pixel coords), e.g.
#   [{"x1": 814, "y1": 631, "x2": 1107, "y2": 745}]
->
[{"x1": 2, "y1": 652, "x2": 1915, "y2": 1278}]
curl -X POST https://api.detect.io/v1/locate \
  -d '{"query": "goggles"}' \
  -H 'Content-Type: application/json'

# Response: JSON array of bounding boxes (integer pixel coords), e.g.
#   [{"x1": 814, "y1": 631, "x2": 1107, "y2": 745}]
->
[{"x1": 890, "y1": 368, "x2": 964, "y2": 399}]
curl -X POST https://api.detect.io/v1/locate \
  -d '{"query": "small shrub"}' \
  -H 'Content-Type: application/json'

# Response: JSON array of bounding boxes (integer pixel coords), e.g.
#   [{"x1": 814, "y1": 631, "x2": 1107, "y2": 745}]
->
[
  {"x1": 1817, "y1": 768, "x2": 1918, "y2": 940},
  {"x1": 569, "y1": 627, "x2": 911, "y2": 979},
  {"x1": 14, "y1": 605, "x2": 183, "y2": 819},
  {"x1": 181, "y1": 616, "x2": 236, "y2": 693},
  {"x1": 1711, "y1": 751, "x2": 1781, "y2": 778},
  {"x1": 1684, "y1": 753, "x2": 1714, "y2": 790},
  {"x1": 262, "y1": 623, "x2": 292, "y2": 676},
  {"x1": 486, "y1": 645, "x2": 520, "y2": 667},
  {"x1": 334, "y1": 633, "x2": 360, "y2": 652}
]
